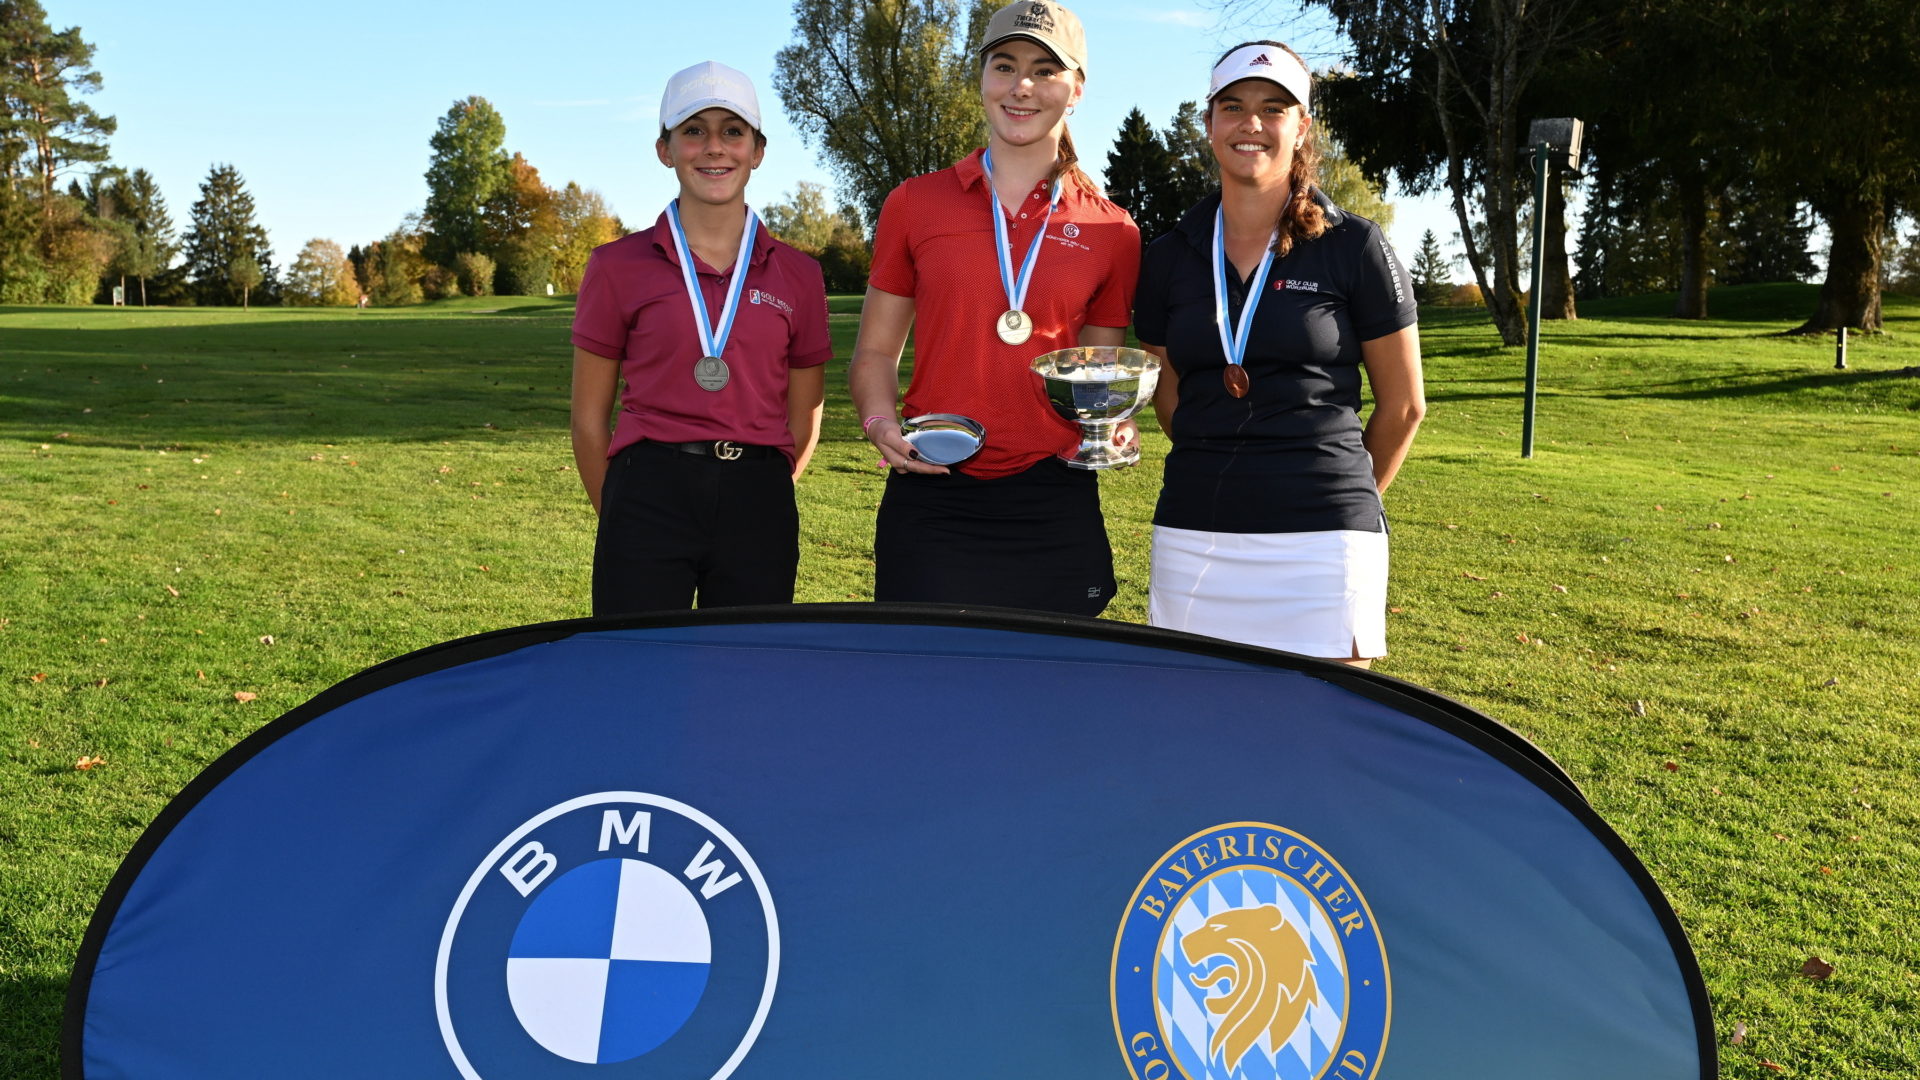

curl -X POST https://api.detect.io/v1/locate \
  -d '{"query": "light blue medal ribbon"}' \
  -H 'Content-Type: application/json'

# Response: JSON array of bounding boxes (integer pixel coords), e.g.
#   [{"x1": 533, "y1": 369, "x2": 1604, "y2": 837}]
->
[
  {"x1": 981, "y1": 149, "x2": 1062, "y2": 341},
  {"x1": 1212, "y1": 203, "x2": 1277, "y2": 395},
  {"x1": 666, "y1": 199, "x2": 759, "y2": 390}
]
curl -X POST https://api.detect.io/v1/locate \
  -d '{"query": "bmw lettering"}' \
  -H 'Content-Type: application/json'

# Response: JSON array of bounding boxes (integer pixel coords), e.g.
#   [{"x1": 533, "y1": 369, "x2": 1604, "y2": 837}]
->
[{"x1": 436, "y1": 792, "x2": 778, "y2": 1079}]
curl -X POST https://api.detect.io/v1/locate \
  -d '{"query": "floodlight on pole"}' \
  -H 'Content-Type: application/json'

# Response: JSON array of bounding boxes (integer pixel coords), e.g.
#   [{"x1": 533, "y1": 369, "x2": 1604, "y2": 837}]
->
[{"x1": 1522, "y1": 118, "x2": 1584, "y2": 459}]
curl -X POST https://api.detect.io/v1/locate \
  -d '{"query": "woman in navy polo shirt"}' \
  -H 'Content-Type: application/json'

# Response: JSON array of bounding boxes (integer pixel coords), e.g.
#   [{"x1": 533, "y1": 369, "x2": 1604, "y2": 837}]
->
[
  {"x1": 570, "y1": 61, "x2": 832, "y2": 615},
  {"x1": 1136, "y1": 41, "x2": 1425, "y2": 667}
]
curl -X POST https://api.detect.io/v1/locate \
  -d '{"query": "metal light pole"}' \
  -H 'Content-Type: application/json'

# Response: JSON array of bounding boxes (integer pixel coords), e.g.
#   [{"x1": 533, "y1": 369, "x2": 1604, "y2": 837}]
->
[{"x1": 1521, "y1": 118, "x2": 1583, "y2": 459}]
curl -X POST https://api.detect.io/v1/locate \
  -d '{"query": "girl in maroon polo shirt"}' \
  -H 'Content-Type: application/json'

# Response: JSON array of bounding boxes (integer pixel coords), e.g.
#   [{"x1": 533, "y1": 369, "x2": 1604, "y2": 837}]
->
[
  {"x1": 570, "y1": 62, "x2": 832, "y2": 615},
  {"x1": 849, "y1": 0, "x2": 1141, "y2": 617}
]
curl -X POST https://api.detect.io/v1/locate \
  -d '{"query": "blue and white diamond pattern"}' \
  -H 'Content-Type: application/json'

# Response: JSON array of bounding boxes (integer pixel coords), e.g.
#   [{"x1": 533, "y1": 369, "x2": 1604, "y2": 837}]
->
[{"x1": 1155, "y1": 868, "x2": 1347, "y2": 1080}]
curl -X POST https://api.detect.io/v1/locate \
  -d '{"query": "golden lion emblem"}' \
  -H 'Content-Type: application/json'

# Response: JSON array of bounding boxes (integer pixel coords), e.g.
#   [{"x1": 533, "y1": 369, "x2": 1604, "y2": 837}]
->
[{"x1": 1181, "y1": 904, "x2": 1319, "y2": 1072}]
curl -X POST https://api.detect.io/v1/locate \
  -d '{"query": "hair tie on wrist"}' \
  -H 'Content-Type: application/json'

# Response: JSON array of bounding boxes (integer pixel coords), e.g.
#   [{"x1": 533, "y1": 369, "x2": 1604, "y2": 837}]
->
[{"x1": 862, "y1": 415, "x2": 893, "y2": 437}]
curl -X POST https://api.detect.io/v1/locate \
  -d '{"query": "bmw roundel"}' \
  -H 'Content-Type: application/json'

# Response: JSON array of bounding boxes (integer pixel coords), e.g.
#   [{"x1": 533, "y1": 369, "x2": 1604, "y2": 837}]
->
[{"x1": 436, "y1": 792, "x2": 778, "y2": 1078}]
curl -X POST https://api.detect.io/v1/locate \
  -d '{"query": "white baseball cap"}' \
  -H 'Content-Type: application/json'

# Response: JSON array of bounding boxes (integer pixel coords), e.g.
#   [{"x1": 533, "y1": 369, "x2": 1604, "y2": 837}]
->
[
  {"x1": 1207, "y1": 43, "x2": 1312, "y2": 115},
  {"x1": 660, "y1": 61, "x2": 762, "y2": 132}
]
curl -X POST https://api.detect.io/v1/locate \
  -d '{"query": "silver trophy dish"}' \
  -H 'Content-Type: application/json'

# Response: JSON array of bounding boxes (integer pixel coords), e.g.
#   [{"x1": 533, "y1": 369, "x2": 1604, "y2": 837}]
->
[{"x1": 1029, "y1": 346, "x2": 1161, "y2": 470}]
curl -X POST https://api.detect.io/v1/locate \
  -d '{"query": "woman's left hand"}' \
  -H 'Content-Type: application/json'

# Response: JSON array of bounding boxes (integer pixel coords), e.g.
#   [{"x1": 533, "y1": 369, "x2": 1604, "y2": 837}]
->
[{"x1": 1113, "y1": 419, "x2": 1141, "y2": 452}]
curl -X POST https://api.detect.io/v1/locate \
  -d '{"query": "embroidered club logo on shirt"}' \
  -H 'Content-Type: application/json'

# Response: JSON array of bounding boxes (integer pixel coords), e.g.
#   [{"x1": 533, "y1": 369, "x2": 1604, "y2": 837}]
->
[
  {"x1": 436, "y1": 792, "x2": 778, "y2": 1079},
  {"x1": 747, "y1": 288, "x2": 794, "y2": 316},
  {"x1": 1113, "y1": 823, "x2": 1389, "y2": 1080},
  {"x1": 1273, "y1": 279, "x2": 1323, "y2": 293}
]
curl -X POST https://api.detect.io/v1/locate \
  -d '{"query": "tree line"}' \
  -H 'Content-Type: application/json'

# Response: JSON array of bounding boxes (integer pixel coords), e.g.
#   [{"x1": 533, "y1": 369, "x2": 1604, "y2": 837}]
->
[{"x1": 8, "y1": 0, "x2": 1918, "y2": 321}]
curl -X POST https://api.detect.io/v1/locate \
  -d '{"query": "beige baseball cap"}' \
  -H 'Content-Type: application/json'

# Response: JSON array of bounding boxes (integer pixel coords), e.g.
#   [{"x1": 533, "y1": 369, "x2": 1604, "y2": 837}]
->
[
  {"x1": 659, "y1": 61, "x2": 762, "y2": 132},
  {"x1": 979, "y1": 1, "x2": 1087, "y2": 74}
]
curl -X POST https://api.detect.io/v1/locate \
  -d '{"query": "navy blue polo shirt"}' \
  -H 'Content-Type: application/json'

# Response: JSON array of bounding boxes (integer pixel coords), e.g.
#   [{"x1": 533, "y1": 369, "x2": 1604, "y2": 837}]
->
[{"x1": 1135, "y1": 189, "x2": 1417, "y2": 534}]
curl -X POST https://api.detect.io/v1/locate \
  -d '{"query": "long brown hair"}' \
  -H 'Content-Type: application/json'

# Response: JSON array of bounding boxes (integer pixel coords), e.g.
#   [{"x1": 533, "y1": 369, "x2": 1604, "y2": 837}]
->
[{"x1": 1211, "y1": 40, "x2": 1326, "y2": 257}]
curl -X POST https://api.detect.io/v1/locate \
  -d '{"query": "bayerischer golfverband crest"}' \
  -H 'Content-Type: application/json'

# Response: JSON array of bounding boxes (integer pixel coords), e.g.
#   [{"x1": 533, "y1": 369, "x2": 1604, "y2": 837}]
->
[
  {"x1": 436, "y1": 792, "x2": 778, "y2": 1079},
  {"x1": 1114, "y1": 823, "x2": 1389, "y2": 1080}
]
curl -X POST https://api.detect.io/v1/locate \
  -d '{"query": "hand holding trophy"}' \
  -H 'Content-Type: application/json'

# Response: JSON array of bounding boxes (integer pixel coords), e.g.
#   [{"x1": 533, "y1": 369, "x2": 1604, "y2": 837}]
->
[{"x1": 1029, "y1": 346, "x2": 1161, "y2": 469}]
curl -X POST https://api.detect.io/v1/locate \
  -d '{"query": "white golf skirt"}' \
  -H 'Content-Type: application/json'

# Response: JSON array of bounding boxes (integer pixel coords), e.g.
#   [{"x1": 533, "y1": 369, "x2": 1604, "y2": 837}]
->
[{"x1": 1148, "y1": 524, "x2": 1389, "y2": 658}]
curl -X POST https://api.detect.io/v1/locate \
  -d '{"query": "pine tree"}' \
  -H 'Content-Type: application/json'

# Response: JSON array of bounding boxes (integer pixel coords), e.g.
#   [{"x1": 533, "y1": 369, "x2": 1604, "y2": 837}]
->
[
  {"x1": 1104, "y1": 108, "x2": 1176, "y2": 247},
  {"x1": 182, "y1": 163, "x2": 273, "y2": 306},
  {"x1": 114, "y1": 169, "x2": 175, "y2": 297},
  {"x1": 1162, "y1": 102, "x2": 1214, "y2": 218},
  {"x1": 0, "y1": 0, "x2": 116, "y2": 213},
  {"x1": 1409, "y1": 229, "x2": 1452, "y2": 305}
]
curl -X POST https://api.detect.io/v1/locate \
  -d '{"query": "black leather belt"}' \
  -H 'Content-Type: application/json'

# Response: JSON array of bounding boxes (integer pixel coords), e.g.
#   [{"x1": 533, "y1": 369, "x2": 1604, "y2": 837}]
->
[{"x1": 651, "y1": 439, "x2": 777, "y2": 461}]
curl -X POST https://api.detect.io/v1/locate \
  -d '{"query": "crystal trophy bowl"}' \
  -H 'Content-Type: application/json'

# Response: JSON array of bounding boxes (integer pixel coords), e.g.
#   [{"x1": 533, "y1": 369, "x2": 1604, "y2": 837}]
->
[{"x1": 1029, "y1": 346, "x2": 1160, "y2": 470}]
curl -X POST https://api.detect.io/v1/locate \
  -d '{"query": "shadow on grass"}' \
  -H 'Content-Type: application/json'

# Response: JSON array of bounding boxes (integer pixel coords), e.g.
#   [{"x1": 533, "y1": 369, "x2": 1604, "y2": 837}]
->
[
  {"x1": 0, "y1": 971, "x2": 64, "y2": 1076},
  {"x1": 1, "y1": 314, "x2": 575, "y2": 445}
]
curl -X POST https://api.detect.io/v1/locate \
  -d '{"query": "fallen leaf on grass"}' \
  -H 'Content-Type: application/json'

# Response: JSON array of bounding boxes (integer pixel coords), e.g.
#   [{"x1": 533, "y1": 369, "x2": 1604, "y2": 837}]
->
[
  {"x1": 1632, "y1": 700, "x2": 1647, "y2": 716},
  {"x1": 164, "y1": 584, "x2": 179, "y2": 597},
  {"x1": 1823, "y1": 678, "x2": 1839, "y2": 687},
  {"x1": 1663, "y1": 761, "x2": 1679, "y2": 772},
  {"x1": 1552, "y1": 584, "x2": 1568, "y2": 593},
  {"x1": 259, "y1": 634, "x2": 275, "y2": 645},
  {"x1": 478, "y1": 565, "x2": 491, "y2": 572},
  {"x1": 1773, "y1": 832, "x2": 1788, "y2": 840},
  {"x1": 1759, "y1": 1061, "x2": 1785, "y2": 1072},
  {"x1": 196, "y1": 670, "x2": 205, "y2": 680},
  {"x1": 30, "y1": 672, "x2": 47, "y2": 683},
  {"x1": 1388, "y1": 606, "x2": 1404, "y2": 614},
  {"x1": 94, "y1": 677, "x2": 108, "y2": 688},
  {"x1": 1463, "y1": 572, "x2": 1485, "y2": 581},
  {"x1": 1800, "y1": 956, "x2": 1835, "y2": 979},
  {"x1": 1818, "y1": 866, "x2": 1834, "y2": 875},
  {"x1": 74, "y1": 755, "x2": 106, "y2": 770},
  {"x1": 1731, "y1": 1021, "x2": 1746, "y2": 1045},
  {"x1": 233, "y1": 691, "x2": 258, "y2": 703}
]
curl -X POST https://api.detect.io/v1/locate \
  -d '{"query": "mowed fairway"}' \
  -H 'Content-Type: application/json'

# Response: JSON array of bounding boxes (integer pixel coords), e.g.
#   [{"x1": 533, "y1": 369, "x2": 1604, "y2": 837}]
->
[{"x1": 3, "y1": 286, "x2": 1918, "y2": 1077}]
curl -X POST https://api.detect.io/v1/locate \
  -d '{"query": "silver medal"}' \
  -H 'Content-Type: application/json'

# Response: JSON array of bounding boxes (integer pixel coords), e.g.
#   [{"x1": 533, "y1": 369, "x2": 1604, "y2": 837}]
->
[
  {"x1": 997, "y1": 309, "x2": 1033, "y2": 346},
  {"x1": 693, "y1": 355, "x2": 730, "y2": 391}
]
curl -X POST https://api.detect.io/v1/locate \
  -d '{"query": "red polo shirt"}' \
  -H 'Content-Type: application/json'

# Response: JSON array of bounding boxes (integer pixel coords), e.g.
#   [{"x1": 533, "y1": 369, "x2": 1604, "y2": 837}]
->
[
  {"x1": 869, "y1": 149, "x2": 1141, "y2": 479},
  {"x1": 572, "y1": 210, "x2": 833, "y2": 463}
]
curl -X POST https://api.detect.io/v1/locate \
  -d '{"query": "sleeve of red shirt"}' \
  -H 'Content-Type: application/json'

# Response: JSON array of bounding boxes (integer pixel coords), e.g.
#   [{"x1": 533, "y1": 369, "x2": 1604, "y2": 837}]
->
[
  {"x1": 865, "y1": 181, "x2": 917, "y2": 298},
  {"x1": 789, "y1": 254, "x2": 833, "y2": 368},
  {"x1": 1084, "y1": 209, "x2": 1142, "y2": 328},
  {"x1": 570, "y1": 246, "x2": 628, "y2": 360}
]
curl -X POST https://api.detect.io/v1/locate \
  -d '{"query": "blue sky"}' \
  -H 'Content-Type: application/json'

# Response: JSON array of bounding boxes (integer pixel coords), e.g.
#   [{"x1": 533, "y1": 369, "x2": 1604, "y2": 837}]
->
[{"x1": 62, "y1": 0, "x2": 1459, "y2": 274}]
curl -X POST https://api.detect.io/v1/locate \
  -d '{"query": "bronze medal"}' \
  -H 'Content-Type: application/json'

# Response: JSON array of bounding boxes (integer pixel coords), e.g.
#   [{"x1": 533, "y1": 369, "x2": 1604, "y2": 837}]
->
[{"x1": 1223, "y1": 365, "x2": 1251, "y2": 398}]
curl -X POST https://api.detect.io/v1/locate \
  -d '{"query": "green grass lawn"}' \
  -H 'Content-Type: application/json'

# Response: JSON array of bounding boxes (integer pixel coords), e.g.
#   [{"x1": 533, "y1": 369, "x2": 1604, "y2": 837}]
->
[{"x1": 4, "y1": 286, "x2": 1918, "y2": 1076}]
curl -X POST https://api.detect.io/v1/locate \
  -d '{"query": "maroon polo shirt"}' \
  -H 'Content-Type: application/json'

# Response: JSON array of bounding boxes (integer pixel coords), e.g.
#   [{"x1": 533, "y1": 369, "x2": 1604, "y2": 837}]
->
[{"x1": 572, "y1": 210, "x2": 833, "y2": 463}]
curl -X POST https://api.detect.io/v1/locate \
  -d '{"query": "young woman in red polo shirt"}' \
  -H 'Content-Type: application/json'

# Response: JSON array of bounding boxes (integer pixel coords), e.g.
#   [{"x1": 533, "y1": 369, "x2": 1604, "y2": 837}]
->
[
  {"x1": 850, "y1": 0, "x2": 1141, "y2": 617},
  {"x1": 570, "y1": 61, "x2": 832, "y2": 616}
]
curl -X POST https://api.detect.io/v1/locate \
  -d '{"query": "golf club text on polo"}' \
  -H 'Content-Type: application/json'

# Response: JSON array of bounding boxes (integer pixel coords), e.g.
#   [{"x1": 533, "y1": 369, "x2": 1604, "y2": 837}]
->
[
  {"x1": 1133, "y1": 831, "x2": 1367, "y2": 938},
  {"x1": 499, "y1": 810, "x2": 742, "y2": 900}
]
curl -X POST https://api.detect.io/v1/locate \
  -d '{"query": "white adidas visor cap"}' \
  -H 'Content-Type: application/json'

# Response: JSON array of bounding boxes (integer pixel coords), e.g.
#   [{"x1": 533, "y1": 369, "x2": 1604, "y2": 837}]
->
[
  {"x1": 660, "y1": 61, "x2": 762, "y2": 132},
  {"x1": 1207, "y1": 43, "x2": 1312, "y2": 115}
]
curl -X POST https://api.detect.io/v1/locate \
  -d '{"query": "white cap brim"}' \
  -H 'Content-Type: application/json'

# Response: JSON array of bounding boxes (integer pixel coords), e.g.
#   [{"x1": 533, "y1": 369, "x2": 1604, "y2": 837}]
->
[{"x1": 1207, "y1": 44, "x2": 1311, "y2": 114}]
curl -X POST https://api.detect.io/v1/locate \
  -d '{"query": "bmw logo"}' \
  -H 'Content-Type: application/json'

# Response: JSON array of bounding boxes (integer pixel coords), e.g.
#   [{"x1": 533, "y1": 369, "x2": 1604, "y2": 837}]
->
[{"x1": 436, "y1": 792, "x2": 778, "y2": 1078}]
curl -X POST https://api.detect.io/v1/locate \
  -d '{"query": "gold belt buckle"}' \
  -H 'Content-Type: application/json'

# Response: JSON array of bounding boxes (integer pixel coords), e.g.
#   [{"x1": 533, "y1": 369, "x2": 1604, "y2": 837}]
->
[{"x1": 713, "y1": 440, "x2": 744, "y2": 461}]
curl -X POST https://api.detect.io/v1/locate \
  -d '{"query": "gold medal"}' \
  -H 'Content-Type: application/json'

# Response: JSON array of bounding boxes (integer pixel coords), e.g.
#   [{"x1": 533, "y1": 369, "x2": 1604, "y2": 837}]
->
[{"x1": 996, "y1": 309, "x2": 1032, "y2": 346}]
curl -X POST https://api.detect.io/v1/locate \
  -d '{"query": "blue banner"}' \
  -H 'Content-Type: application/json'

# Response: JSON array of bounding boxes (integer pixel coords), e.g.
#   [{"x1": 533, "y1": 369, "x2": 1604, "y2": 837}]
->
[{"x1": 67, "y1": 605, "x2": 1713, "y2": 1078}]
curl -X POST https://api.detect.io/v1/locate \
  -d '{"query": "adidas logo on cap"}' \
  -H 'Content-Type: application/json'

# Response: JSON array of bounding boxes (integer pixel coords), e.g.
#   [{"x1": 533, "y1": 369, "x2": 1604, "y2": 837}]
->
[{"x1": 1251, "y1": 53, "x2": 1273, "y2": 65}]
